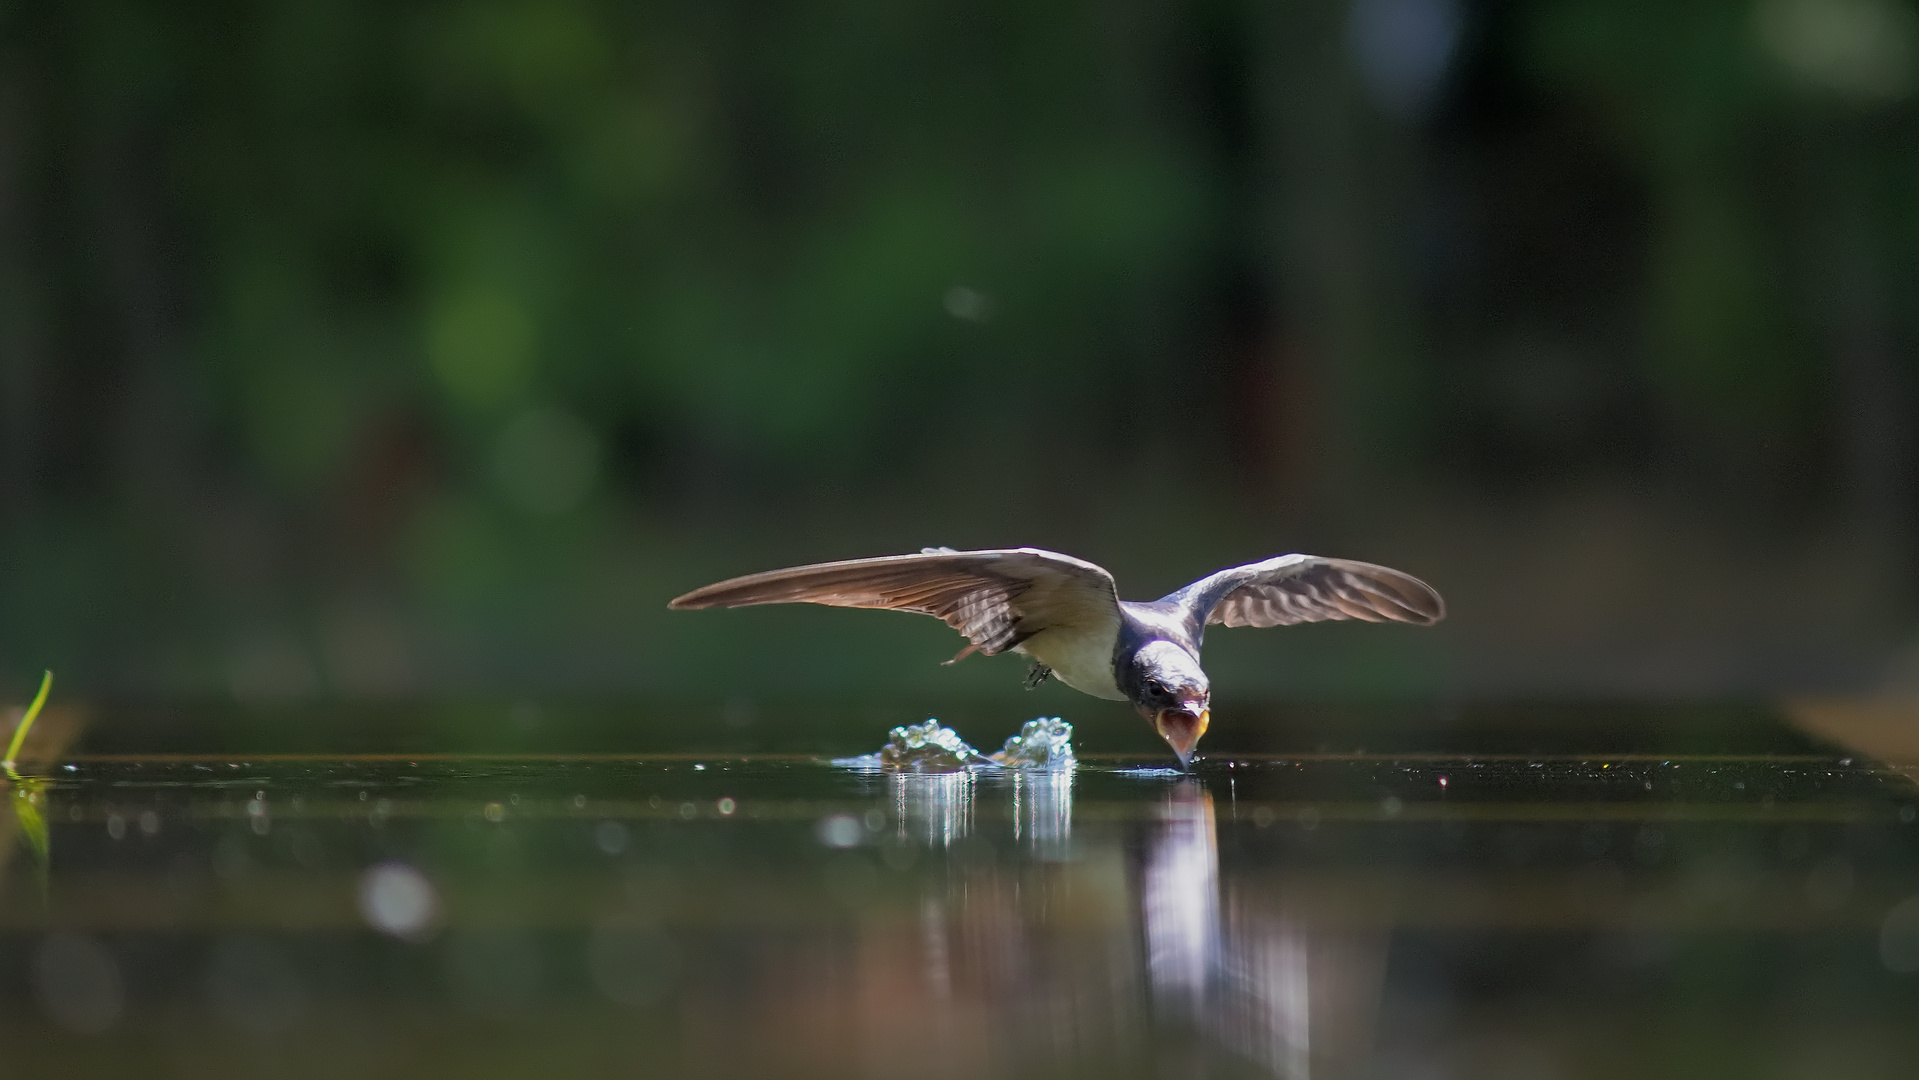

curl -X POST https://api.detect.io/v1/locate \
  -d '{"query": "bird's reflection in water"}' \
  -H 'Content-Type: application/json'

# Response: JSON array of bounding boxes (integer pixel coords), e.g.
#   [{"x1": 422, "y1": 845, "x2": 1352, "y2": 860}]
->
[
  {"x1": 1139, "y1": 780, "x2": 1385, "y2": 1079},
  {"x1": 1143, "y1": 780, "x2": 1219, "y2": 1019},
  {"x1": 892, "y1": 771, "x2": 975, "y2": 847},
  {"x1": 1216, "y1": 898, "x2": 1315, "y2": 1078},
  {"x1": 609, "y1": 764, "x2": 1385, "y2": 1076}
]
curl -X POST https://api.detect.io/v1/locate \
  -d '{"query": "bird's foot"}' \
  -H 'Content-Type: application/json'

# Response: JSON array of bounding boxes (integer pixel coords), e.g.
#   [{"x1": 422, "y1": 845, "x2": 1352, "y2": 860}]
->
[{"x1": 1023, "y1": 663, "x2": 1053, "y2": 690}]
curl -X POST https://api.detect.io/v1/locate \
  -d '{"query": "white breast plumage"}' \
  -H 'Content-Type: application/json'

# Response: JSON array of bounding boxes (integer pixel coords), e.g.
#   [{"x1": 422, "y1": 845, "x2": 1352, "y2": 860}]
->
[{"x1": 1019, "y1": 624, "x2": 1124, "y2": 700}]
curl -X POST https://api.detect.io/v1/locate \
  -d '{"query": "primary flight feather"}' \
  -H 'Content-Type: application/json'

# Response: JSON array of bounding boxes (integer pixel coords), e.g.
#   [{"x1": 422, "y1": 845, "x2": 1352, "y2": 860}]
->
[{"x1": 669, "y1": 547, "x2": 1444, "y2": 766}]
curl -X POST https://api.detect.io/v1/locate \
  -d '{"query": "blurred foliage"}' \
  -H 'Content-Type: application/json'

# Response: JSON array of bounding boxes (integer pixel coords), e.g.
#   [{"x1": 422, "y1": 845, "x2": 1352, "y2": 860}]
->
[{"x1": 0, "y1": 0, "x2": 1914, "y2": 698}]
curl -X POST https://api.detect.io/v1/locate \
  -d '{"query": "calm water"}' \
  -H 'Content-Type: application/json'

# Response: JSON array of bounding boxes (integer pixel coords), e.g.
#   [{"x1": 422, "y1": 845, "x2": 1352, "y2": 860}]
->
[{"x1": 3, "y1": 703, "x2": 1919, "y2": 1078}]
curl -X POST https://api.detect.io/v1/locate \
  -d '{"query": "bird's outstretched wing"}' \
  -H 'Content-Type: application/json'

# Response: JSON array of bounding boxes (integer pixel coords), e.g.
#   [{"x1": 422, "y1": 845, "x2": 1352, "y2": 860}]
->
[
  {"x1": 1171, "y1": 554, "x2": 1445, "y2": 629},
  {"x1": 668, "y1": 548, "x2": 1122, "y2": 660}
]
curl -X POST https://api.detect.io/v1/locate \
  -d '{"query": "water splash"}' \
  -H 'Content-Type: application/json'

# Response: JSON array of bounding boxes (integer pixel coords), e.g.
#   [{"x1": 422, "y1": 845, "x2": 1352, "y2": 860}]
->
[
  {"x1": 833, "y1": 720, "x2": 987, "y2": 772},
  {"x1": 834, "y1": 718, "x2": 1075, "y2": 773},
  {"x1": 991, "y1": 717, "x2": 1074, "y2": 768}
]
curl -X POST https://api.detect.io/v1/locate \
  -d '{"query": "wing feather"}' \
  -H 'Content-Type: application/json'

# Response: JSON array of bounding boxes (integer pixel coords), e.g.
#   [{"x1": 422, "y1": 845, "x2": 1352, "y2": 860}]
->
[
  {"x1": 1174, "y1": 554, "x2": 1445, "y2": 629},
  {"x1": 668, "y1": 548, "x2": 1122, "y2": 659}
]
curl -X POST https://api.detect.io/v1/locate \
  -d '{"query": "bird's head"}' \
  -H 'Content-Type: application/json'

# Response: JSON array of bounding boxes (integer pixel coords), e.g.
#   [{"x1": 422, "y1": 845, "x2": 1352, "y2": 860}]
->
[{"x1": 1127, "y1": 642, "x2": 1210, "y2": 767}]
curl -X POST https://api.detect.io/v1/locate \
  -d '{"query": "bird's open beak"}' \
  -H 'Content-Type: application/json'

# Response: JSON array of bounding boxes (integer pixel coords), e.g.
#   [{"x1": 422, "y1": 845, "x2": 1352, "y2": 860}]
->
[{"x1": 1154, "y1": 701, "x2": 1210, "y2": 768}]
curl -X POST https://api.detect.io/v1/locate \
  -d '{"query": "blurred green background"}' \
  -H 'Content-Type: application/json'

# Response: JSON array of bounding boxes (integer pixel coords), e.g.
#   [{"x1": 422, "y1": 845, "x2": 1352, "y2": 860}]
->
[{"x1": 1, "y1": 0, "x2": 1916, "y2": 704}]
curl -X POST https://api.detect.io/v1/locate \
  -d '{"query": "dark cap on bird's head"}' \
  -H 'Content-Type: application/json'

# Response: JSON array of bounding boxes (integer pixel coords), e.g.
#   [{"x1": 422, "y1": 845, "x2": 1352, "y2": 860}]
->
[{"x1": 1126, "y1": 641, "x2": 1210, "y2": 767}]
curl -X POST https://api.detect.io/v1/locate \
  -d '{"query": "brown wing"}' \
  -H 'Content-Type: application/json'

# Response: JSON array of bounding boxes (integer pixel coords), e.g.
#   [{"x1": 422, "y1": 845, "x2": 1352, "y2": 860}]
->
[
  {"x1": 1175, "y1": 554, "x2": 1445, "y2": 629},
  {"x1": 668, "y1": 548, "x2": 1122, "y2": 658}
]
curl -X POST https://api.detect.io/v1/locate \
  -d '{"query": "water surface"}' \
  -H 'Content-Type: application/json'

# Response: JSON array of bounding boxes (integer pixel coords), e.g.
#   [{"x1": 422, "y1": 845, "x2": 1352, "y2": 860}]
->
[{"x1": 3, "y1": 702, "x2": 1918, "y2": 1078}]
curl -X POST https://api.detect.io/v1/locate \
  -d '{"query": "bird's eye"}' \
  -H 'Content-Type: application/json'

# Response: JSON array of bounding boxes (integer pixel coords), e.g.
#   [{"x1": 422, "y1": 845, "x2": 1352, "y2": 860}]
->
[{"x1": 1147, "y1": 679, "x2": 1167, "y2": 696}]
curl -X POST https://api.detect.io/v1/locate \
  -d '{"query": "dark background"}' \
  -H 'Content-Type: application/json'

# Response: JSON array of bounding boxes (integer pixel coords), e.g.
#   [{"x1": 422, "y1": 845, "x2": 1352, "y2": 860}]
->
[{"x1": 1, "y1": 0, "x2": 1917, "y2": 707}]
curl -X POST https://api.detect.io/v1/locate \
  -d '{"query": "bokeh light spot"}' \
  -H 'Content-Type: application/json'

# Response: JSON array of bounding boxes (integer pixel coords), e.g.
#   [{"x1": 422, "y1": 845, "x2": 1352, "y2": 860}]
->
[
  {"x1": 595, "y1": 820, "x2": 629, "y2": 854},
  {"x1": 359, "y1": 862, "x2": 442, "y2": 941},
  {"x1": 815, "y1": 813, "x2": 862, "y2": 848},
  {"x1": 428, "y1": 286, "x2": 535, "y2": 407},
  {"x1": 1757, "y1": 0, "x2": 1916, "y2": 100}
]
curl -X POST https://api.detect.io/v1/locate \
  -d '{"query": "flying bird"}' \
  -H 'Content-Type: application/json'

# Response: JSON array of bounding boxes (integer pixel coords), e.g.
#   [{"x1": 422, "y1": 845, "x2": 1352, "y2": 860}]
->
[{"x1": 668, "y1": 548, "x2": 1444, "y2": 766}]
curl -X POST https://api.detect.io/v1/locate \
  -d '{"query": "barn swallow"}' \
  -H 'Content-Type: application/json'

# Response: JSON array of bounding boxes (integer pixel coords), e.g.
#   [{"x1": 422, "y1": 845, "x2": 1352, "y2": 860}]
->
[{"x1": 669, "y1": 548, "x2": 1444, "y2": 766}]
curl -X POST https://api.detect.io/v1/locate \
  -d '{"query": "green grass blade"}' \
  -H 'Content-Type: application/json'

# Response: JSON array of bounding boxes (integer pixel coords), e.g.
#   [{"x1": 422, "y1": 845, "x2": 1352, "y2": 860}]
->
[{"x1": 4, "y1": 670, "x2": 53, "y2": 773}]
